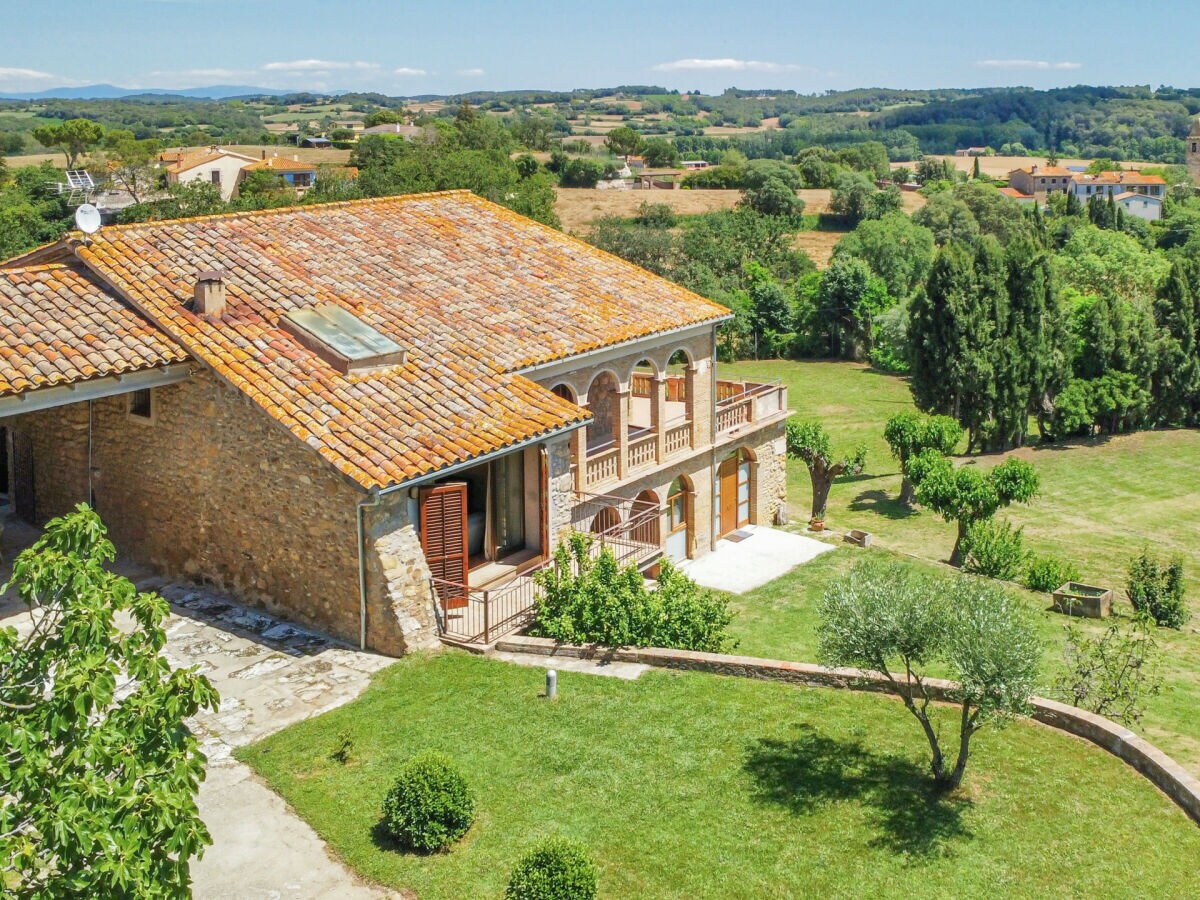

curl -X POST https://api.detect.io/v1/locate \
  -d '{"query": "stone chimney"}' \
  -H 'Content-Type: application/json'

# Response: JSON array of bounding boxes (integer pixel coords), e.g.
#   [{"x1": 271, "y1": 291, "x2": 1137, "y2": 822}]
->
[{"x1": 194, "y1": 270, "x2": 227, "y2": 318}]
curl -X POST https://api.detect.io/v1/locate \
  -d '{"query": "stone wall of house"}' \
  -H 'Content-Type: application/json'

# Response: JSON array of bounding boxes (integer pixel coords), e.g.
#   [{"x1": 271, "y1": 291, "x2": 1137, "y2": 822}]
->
[
  {"x1": 363, "y1": 492, "x2": 441, "y2": 656},
  {"x1": 88, "y1": 370, "x2": 375, "y2": 645},
  {"x1": 546, "y1": 434, "x2": 576, "y2": 542},
  {"x1": 6, "y1": 401, "x2": 91, "y2": 523},
  {"x1": 7, "y1": 370, "x2": 427, "y2": 655}
]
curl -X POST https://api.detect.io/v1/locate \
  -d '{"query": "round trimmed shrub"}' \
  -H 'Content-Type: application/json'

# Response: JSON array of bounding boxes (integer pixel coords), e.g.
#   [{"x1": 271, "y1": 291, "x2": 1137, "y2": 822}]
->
[
  {"x1": 381, "y1": 751, "x2": 475, "y2": 853},
  {"x1": 506, "y1": 837, "x2": 598, "y2": 900}
]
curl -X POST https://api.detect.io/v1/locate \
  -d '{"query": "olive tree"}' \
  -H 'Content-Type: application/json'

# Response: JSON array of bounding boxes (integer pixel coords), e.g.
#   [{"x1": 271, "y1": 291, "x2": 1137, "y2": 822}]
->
[
  {"x1": 883, "y1": 412, "x2": 964, "y2": 504},
  {"x1": 818, "y1": 560, "x2": 1040, "y2": 790},
  {"x1": 786, "y1": 419, "x2": 866, "y2": 525},
  {"x1": 908, "y1": 450, "x2": 1038, "y2": 566},
  {"x1": 0, "y1": 505, "x2": 219, "y2": 896}
]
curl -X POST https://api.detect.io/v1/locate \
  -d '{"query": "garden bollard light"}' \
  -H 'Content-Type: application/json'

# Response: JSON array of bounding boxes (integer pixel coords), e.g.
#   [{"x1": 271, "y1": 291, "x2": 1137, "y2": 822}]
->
[{"x1": 546, "y1": 669, "x2": 557, "y2": 700}]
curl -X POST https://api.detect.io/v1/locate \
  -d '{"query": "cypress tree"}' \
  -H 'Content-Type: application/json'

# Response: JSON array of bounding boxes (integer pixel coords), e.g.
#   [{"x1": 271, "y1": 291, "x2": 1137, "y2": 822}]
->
[
  {"x1": 909, "y1": 245, "x2": 995, "y2": 450},
  {"x1": 1153, "y1": 259, "x2": 1200, "y2": 425}
]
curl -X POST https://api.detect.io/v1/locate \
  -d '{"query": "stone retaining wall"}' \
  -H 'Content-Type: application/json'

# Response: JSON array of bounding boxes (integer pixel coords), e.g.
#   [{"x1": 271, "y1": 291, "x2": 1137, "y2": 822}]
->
[{"x1": 494, "y1": 635, "x2": 1200, "y2": 825}]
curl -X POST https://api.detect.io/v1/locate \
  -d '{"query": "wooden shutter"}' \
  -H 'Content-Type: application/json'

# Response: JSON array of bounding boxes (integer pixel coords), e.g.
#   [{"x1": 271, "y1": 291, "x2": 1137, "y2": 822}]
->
[{"x1": 420, "y1": 483, "x2": 469, "y2": 610}]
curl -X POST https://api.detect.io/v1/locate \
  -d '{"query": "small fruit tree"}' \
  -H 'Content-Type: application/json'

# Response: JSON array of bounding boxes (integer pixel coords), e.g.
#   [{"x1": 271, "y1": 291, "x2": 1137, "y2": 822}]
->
[
  {"x1": 786, "y1": 419, "x2": 866, "y2": 526},
  {"x1": 883, "y1": 411, "x2": 963, "y2": 504},
  {"x1": 908, "y1": 450, "x2": 1039, "y2": 566}
]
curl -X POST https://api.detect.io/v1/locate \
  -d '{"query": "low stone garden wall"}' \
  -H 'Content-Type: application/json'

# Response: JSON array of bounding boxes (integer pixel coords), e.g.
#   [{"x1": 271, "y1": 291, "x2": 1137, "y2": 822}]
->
[{"x1": 493, "y1": 635, "x2": 1200, "y2": 825}]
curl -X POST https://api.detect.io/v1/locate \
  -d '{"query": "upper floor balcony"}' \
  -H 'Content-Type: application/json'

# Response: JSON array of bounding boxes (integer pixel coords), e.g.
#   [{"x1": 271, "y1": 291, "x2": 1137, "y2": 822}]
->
[{"x1": 569, "y1": 368, "x2": 787, "y2": 491}]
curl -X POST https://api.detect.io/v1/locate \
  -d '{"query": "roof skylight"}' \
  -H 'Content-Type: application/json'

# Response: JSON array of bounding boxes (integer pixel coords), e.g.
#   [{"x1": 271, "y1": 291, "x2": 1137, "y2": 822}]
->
[{"x1": 282, "y1": 303, "x2": 406, "y2": 374}]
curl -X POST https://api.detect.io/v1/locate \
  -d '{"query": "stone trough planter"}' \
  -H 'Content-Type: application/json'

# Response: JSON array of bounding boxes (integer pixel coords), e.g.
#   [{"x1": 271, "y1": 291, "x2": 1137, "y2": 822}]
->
[
  {"x1": 1052, "y1": 582, "x2": 1113, "y2": 619},
  {"x1": 843, "y1": 529, "x2": 872, "y2": 548}
]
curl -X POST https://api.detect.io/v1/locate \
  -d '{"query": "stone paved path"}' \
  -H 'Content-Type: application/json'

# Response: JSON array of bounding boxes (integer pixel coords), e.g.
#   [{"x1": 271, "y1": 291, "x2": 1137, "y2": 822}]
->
[{"x1": 149, "y1": 580, "x2": 396, "y2": 899}]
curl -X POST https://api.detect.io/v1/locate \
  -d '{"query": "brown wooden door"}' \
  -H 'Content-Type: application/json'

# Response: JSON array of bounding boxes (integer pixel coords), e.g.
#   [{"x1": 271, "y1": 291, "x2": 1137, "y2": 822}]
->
[
  {"x1": 718, "y1": 455, "x2": 738, "y2": 538},
  {"x1": 10, "y1": 430, "x2": 35, "y2": 525},
  {"x1": 420, "y1": 482, "x2": 469, "y2": 610}
]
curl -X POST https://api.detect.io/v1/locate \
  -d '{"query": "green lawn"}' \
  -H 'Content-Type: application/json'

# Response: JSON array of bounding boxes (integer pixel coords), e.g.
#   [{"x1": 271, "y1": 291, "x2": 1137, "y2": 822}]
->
[
  {"x1": 720, "y1": 359, "x2": 1200, "y2": 769},
  {"x1": 241, "y1": 653, "x2": 1200, "y2": 899}
]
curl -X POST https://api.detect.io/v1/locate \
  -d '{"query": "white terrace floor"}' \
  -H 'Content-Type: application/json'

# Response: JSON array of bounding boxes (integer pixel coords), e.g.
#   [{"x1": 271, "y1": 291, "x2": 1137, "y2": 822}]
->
[{"x1": 680, "y1": 524, "x2": 834, "y2": 594}]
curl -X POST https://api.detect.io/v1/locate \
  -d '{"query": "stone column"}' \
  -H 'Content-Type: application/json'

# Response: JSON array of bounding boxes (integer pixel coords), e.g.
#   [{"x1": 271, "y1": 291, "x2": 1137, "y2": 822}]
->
[
  {"x1": 652, "y1": 374, "x2": 667, "y2": 463},
  {"x1": 572, "y1": 425, "x2": 586, "y2": 491},
  {"x1": 685, "y1": 365, "x2": 699, "y2": 449},
  {"x1": 615, "y1": 388, "x2": 630, "y2": 480}
]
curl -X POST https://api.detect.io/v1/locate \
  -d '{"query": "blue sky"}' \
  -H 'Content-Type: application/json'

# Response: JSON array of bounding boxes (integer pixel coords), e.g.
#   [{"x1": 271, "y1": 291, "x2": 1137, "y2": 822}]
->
[{"x1": 2, "y1": 0, "x2": 1196, "y2": 95}]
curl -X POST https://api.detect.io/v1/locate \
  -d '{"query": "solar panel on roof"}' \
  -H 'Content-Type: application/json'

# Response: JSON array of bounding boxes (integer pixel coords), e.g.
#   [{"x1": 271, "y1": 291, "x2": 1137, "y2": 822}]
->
[
  {"x1": 65, "y1": 170, "x2": 95, "y2": 190},
  {"x1": 283, "y1": 303, "x2": 406, "y2": 373}
]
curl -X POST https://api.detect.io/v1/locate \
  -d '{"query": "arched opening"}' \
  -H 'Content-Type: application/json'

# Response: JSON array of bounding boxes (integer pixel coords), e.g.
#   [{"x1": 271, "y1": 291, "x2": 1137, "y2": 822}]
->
[
  {"x1": 665, "y1": 349, "x2": 691, "y2": 428},
  {"x1": 630, "y1": 489, "x2": 661, "y2": 547},
  {"x1": 665, "y1": 476, "x2": 692, "y2": 560},
  {"x1": 585, "y1": 371, "x2": 620, "y2": 454},
  {"x1": 628, "y1": 359, "x2": 657, "y2": 440},
  {"x1": 551, "y1": 382, "x2": 576, "y2": 403},
  {"x1": 715, "y1": 448, "x2": 754, "y2": 539},
  {"x1": 590, "y1": 505, "x2": 621, "y2": 535}
]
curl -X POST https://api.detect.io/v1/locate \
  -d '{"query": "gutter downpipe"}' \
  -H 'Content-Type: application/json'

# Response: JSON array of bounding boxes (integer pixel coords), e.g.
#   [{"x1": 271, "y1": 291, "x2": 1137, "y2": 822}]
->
[
  {"x1": 710, "y1": 323, "x2": 719, "y2": 552},
  {"x1": 356, "y1": 488, "x2": 382, "y2": 651},
  {"x1": 353, "y1": 420, "x2": 588, "y2": 651}
]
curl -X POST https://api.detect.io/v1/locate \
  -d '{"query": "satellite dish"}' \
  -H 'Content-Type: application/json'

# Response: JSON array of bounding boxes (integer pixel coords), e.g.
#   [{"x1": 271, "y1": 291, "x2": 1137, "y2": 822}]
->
[{"x1": 75, "y1": 203, "x2": 102, "y2": 235}]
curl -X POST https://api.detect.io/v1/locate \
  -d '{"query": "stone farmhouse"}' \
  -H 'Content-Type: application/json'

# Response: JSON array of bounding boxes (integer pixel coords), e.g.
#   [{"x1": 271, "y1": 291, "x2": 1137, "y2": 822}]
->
[{"x1": 0, "y1": 191, "x2": 789, "y2": 655}]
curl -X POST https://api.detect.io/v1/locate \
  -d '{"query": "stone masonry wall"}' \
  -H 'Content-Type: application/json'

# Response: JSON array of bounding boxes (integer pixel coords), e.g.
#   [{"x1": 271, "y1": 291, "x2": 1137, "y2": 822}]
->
[
  {"x1": 363, "y1": 491, "x2": 441, "y2": 656},
  {"x1": 86, "y1": 370, "x2": 375, "y2": 646},
  {"x1": 6, "y1": 401, "x2": 91, "y2": 523}
]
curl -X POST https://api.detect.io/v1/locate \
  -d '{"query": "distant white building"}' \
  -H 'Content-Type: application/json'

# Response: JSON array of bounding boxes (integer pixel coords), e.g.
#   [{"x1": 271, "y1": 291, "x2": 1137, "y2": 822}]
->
[
  {"x1": 1070, "y1": 171, "x2": 1165, "y2": 221},
  {"x1": 162, "y1": 148, "x2": 258, "y2": 202},
  {"x1": 1114, "y1": 192, "x2": 1164, "y2": 221}
]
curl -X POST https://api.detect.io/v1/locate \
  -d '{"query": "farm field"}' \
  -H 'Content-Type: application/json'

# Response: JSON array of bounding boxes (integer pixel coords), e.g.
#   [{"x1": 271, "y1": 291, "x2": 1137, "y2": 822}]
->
[
  {"x1": 242, "y1": 652, "x2": 1200, "y2": 900},
  {"x1": 897, "y1": 154, "x2": 1160, "y2": 180},
  {"x1": 720, "y1": 358, "x2": 1200, "y2": 768},
  {"x1": 555, "y1": 187, "x2": 740, "y2": 232}
]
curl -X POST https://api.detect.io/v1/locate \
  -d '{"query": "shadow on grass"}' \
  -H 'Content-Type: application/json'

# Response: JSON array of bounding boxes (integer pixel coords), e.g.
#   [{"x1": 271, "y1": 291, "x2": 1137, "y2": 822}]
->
[
  {"x1": 744, "y1": 724, "x2": 972, "y2": 857},
  {"x1": 849, "y1": 489, "x2": 918, "y2": 521}
]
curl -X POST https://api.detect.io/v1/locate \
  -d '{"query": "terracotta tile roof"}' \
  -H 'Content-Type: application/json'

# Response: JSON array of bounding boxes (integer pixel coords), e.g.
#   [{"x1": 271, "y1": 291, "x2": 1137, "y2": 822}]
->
[
  {"x1": 66, "y1": 191, "x2": 728, "y2": 489},
  {"x1": 1113, "y1": 191, "x2": 1161, "y2": 202},
  {"x1": 165, "y1": 148, "x2": 256, "y2": 175},
  {"x1": 1010, "y1": 166, "x2": 1075, "y2": 178},
  {"x1": 243, "y1": 156, "x2": 317, "y2": 173},
  {"x1": 998, "y1": 187, "x2": 1034, "y2": 199},
  {"x1": 1072, "y1": 171, "x2": 1165, "y2": 185},
  {"x1": 0, "y1": 264, "x2": 187, "y2": 396}
]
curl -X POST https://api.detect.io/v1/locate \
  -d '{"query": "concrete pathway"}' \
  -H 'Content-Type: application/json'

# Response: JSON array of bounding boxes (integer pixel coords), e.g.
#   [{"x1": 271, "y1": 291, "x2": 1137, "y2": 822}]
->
[
  {"x1": 680, "y1": 524, "x2": 835, "y2": 594},
  {"x1": 491, "y1": 648, "x2": 649, "y2": 680}
]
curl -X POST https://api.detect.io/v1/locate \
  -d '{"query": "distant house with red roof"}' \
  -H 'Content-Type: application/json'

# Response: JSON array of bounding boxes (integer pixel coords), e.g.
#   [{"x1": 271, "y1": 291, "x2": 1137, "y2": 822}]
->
[{"x1": 0, "y1": 192, "x2": 788, "y2": 654}]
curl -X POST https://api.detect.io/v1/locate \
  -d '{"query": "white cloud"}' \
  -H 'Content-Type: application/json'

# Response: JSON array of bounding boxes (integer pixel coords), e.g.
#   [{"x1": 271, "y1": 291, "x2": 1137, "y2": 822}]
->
[
  {"x1": 975, "y1": 59, "x2": 1082, "y2": 71},
  {"x1": 0, "y1": 67, "x2": 58, "y2": 81},
  {"x1": 393, "y1": 67, "x2": 428, "y2": 76},
  {"x1": 456, "y1": 68, "x2": 485, "y2": 77},
  {"x1": 652, "y1": 58, "x2": 802, "y2": 74},
  {"x1": 263, "y1": 59, "x2": 379, "y2": 73}
]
